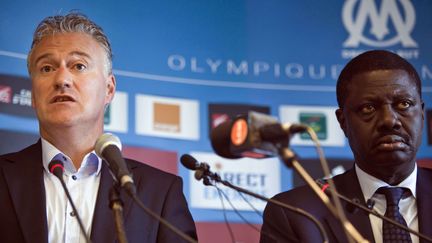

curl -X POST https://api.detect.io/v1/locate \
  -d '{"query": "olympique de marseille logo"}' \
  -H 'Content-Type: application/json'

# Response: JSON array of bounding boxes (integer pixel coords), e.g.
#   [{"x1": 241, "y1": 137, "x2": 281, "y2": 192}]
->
[{"x1": 342, "y1": 0, "x2": 417, "y2": 48}]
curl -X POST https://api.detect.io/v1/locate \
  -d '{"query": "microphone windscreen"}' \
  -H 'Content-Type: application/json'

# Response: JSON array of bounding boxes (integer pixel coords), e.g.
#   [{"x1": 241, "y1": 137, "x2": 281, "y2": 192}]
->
[
  {"x1": 48, "y1": 159, "x2": 64, "y2": 178},
  {"x1": 180, "y1": 154, "x2": 198, "y2": 170},
  {"x1": 95, "y1": 133, "x2": 122, "y2": 157},
  {"x1": 210, "y1": 121, "x2": 241, "y2": 159}
]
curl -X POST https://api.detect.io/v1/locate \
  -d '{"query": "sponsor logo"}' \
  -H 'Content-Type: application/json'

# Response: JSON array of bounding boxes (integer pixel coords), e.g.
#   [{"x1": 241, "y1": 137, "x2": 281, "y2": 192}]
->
[
  {"x1": 135, "y1": 94, "x2": 199, "y2": 140},
  {"x1": 299, "y1": 112, "x2": 327, "y2": 140},
  {"x1": 153, "y1": 102, "x2": 180, "y2": 132},
  {"x1": 189, "y1": 152, "x2": 281, "y2": 211},
  {"x1": 0, "y1": 85, "x2": 12, "y2": 103},
  {"x1": 341, "y1": 0, "x2": 419, "y2": 59},
  {"x1": 279, "y1": 105, "x2": 345, "y2": 146},
  {"x1": 12, "y1": 89, "x2": 32, "y2": 107},
  {"x1": 211, "y1": 113, "x2": 230, "y2": 129},
  {"x1": 0, "y1": 74, "x2": 35, "y2": 118},
  {"x1": 208, "y1": 103, "x2": 270, "y2": 136}
]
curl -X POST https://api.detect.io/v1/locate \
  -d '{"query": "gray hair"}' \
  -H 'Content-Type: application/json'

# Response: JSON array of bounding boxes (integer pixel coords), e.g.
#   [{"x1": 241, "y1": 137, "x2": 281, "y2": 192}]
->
[{"x1": 27, "y1": 12, "x2": 112, "y2": 74}]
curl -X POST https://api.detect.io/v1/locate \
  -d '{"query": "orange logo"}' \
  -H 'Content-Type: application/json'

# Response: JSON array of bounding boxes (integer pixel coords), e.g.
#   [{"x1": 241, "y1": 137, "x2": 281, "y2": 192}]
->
[{"x1": 230, "y1": 119, "x2": 248, "y2": 146}]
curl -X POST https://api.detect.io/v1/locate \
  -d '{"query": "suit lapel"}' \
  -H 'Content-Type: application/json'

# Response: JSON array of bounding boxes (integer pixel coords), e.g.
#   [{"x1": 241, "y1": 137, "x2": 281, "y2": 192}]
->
[
  {"x1": 2, "y1": 141, "x2": 48, "y2": 243},
  {"x1": 325, "y1": 168, "x2": 375, "y2": 242},
  {"x1": 90, "y1": 162, "x2": 116, "y2": 243},
  {"x1": 416, "y1": 168, "x2": 432, "y2": 243}
]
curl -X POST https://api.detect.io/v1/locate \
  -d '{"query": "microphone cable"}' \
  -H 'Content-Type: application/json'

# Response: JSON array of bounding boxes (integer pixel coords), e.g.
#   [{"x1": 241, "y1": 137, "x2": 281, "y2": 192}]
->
[
  {"x1": 215, "y1": 184, "x2": 262, "y2": 232},
  {"x1": 129, "y1": 193, "x2": 198, "y2": 243},
  {"x1": 213, "y1": 184, "x2": 278, "y2": 242},
  {"x1": 215, "y1": 185, "x2": 236, "y2": 243},
  {"x1": 237, "y1": 191, "x2": 263, "y2": 217}
]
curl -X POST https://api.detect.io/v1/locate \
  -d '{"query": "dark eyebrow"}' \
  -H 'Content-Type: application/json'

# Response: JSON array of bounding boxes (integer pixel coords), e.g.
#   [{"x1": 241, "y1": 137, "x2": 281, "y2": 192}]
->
[{"x1": 33, "y1": 51, "x2": 92, "y2": 66}]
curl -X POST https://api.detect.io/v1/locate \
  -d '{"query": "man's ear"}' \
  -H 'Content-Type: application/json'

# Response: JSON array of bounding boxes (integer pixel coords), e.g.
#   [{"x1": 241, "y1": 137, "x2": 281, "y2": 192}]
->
[
  {"x1": 335, "y1": 108, "x2": 347, "y2": 137},
  {"x1": 105, "y1": 74, "x2": 116, "y2": 105}
]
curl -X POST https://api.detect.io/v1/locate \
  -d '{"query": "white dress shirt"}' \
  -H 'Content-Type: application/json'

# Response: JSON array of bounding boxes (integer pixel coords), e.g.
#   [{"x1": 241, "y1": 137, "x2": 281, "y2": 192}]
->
[
  {"x1": 355, "y1": 164, "x2": 419, "y2": 243},
  {"x1": 41, "y1": 138, "x2": 102, "y2": 243}
]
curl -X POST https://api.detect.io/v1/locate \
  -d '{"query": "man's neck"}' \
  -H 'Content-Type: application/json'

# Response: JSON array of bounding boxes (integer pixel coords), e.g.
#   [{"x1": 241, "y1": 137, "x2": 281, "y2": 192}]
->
[
  {"x1": 356, "y1": 162, "x2": 416, "y2": 186},
  {"x1": 40, "y1": 126, "x2": 102, "y2": 169}
]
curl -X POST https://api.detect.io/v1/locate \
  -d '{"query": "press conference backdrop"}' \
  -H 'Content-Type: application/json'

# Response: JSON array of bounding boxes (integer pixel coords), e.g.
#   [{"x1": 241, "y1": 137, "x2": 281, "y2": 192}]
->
[{"x1": 1, "y1": 1, "x2": 431, "y2": 242}]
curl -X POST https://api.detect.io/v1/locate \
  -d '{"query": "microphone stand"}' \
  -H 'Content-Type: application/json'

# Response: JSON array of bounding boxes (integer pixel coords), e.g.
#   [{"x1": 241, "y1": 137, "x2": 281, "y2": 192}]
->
[
  {"x1": 194, "y1": 164, "x2": 330, "y2": 243},
  {"x1": 279, "y1": 147, "x2": 368, "y2": 243},
  {"x1": 316, "y1": 181, "x2": 432, "y2": 242},
  {"x1": 109, "y1": 185, "x2": 128, "y2": 243}
]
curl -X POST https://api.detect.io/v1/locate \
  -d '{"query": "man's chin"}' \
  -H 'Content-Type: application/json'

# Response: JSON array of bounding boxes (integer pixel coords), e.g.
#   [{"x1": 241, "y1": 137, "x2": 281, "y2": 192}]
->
[{"x1": 370, "y1": 151, "x2": 414, "y2": 167}]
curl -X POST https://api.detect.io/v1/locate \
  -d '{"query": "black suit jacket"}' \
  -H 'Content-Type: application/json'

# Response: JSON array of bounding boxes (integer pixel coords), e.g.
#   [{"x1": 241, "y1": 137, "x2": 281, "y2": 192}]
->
[
  {"x1": 260, "y1": 167, "x2": 432, "y2": 243},
  {"x1": 0, "y1": 141, "x2": 197, "y2": 243}
]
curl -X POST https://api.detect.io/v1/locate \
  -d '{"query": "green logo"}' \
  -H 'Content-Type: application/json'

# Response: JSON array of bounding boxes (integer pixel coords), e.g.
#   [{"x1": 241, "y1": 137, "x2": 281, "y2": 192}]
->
[
  {"x1": 299, "y1": 112, "x2": 327, "y2": 140},
  {"x1": 104, "y1": 105, "x2": 111, "y2": 125}
]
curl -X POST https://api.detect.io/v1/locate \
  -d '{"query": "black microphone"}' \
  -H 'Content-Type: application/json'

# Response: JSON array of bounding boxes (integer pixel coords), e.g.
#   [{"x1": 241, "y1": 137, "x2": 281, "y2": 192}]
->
[
  {"x1": 48, "y1": 160, "x2": 92, "y2": 243},
  {"x1": 49, "y1": 159, "x2": 64, "y2": 178},
  {"x1": 180, "y1": 154, "x2": 212, "y2": 184},
  {"x1": 211, "y1": 111, "x2": 307, "y2": 159},
  {"x1": 95, "y1": 133, "x2": 136, "y2": 196},
  {"x1": 180, "y1": 154, "x2": 198, "y2": 170}
]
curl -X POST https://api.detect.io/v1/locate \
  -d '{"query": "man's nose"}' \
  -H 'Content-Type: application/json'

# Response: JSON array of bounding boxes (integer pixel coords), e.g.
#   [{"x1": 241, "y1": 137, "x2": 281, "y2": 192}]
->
[
  {"x1": 378, "y1": 105, "x2": 402, "y2": 130},
  {"x1": 54, "y1": 67, "x2": 72, "y2": 89}
]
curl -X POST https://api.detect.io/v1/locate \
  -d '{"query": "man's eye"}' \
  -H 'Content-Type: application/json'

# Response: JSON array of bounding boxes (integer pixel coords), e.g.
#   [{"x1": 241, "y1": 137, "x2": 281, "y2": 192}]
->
[
  {"x1": 397, "y1": 101, "x2": 412, "y2": 110},
  {"x1": 40, "y1": 65, "x2": 53, "y2": 73},
  {"x1": 74, "y1": 63, "x2": 87, "y2": 71},
  {"x1": 360, "y1": 104, "x2": 375, "y2": 114}
]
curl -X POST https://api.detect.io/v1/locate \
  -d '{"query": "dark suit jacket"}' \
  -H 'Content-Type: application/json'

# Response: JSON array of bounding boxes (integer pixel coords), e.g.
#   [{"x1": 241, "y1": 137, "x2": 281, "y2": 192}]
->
[
  {"x1": 0, "y1": 141, "x2": 197, "y2": 243},
  {"x1": 260, "y1": 167, "x2": 432, "y2": 243}
]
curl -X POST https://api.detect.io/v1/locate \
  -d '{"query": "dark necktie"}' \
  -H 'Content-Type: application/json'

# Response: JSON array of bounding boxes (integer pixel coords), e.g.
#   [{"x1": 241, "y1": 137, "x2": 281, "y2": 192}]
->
[{"x1": 376, "y1": 187, "x2": 412, "y2": 243}]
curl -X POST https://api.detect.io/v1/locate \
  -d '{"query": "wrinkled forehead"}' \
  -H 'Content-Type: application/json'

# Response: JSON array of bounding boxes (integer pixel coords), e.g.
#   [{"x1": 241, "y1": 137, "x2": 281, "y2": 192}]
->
[{"x1": 347, "y1": 69, "x2": 419, "y2": 92}]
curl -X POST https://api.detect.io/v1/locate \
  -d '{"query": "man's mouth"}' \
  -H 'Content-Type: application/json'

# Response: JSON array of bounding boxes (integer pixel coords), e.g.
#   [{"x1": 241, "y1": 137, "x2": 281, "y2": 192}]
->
[
  {"x1": 375, "y1": 135, "x2": 408, "y2": 151},
  {"x1": 51, "y1": 95, "x2": 75, "y2": 103}
]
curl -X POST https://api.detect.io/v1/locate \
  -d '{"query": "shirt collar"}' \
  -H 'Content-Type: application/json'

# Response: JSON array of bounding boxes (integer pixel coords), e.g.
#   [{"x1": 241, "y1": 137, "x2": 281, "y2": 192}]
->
[
  {"x1": 41, "y1": 137, "x2": 102, "y2": 177},
  {"x1": 355, "y1": 163, "x2": 417, "y2": 202}
]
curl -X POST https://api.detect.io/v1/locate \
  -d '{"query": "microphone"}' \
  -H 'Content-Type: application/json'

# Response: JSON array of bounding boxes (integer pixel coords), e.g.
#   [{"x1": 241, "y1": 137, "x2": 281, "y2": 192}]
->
[
  {"x1": 49, "y1": 159, "x2": 64, "y2": 178},
  {"x1": 95, "y1": 136, "x2": 198, "y2": 243},
  {"x1": 181, "y1": 154, "x2": 330, "y2": 243},
  {"x1": 180, "y1": 154, "x2": 198, "y2": 170},
  {"x1": 48, "y1": 160, "x2": 92, "y2": 243},
  {"x1": 180, "y1": 154, "x2": 212, "y2": 184},
  {"x1": 210, "y1": 111, "x2": 307, "y2": 159},
  {"x1": 95, "y1": 133, "x2": 136, "y2": 196}
]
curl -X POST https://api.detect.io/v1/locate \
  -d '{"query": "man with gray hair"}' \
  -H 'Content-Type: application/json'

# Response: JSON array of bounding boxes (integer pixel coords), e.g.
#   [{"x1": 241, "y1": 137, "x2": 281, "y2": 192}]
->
[{"x1": 0, "y1": 13, "x2": 197, "y2": 243}]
